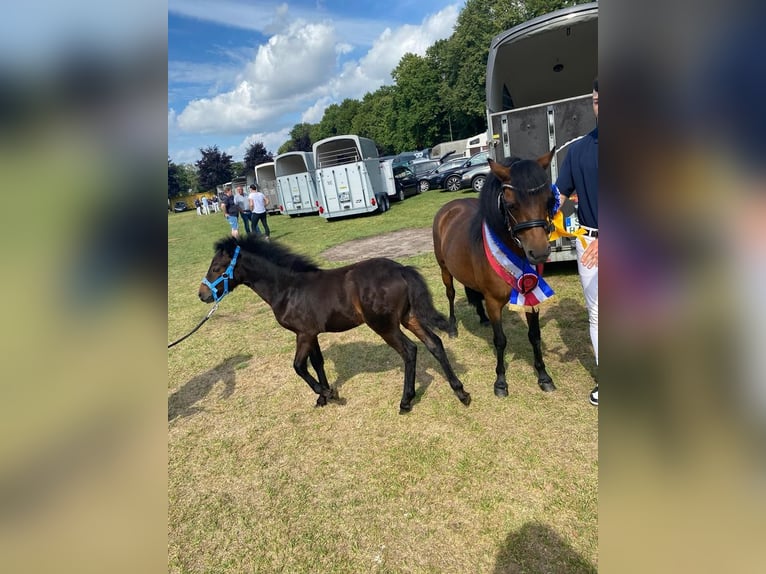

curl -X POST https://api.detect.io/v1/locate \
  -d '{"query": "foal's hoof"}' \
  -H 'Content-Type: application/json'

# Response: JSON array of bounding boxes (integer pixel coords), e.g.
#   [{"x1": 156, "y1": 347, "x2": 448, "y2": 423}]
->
[
  {"x1": 315, "y1": 395, "x2": 328, "y2": 407},
  {"x1": 458, "y1": 392, "x2": 472, "y2": 406},
  {"x1": 538, "y1": 379, "x2": 556, "y2": 392},
  {"x1": 399, "y1": 402, "x2": 413, "y2": 414},
  {"x1": 494, "y1": 385, "x2": 508, "y2": 398}
]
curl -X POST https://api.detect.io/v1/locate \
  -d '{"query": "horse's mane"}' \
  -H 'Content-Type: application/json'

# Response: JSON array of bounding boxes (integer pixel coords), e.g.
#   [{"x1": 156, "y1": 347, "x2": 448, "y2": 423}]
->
[
  {"x1": 215, "y1": 235, "x2": 320, "y2": 272},
  {"x1": 469, "y1": 156, "x2": 550, "y2": 242}
]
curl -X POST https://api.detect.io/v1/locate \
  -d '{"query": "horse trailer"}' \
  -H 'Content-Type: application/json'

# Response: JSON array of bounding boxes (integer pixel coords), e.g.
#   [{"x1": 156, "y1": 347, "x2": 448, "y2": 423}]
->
[
  {"x1": 486, "y1": 2, "x2": 598, "y2": 262},
  {"x1": 313, "y1": 135, "x2": 388, "y2": 220},
  {"x1": 253, "y1": 162, "x2": 282, "y2": 214},
  {"x1": 274, "y1": 151, "x2": 320, "y2": 217}
]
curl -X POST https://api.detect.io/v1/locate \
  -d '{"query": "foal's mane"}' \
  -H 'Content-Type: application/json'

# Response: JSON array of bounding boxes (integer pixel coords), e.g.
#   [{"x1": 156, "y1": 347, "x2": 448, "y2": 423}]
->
[
  {"x1": 215, "y1": 235, "x2": 320, "y2": 272},
  {"x1": 469, "y1": 156, "x2": 550, "y2": 242}
]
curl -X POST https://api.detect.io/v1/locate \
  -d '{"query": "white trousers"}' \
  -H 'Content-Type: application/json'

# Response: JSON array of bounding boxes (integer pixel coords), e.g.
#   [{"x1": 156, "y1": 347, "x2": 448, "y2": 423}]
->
[{"x1": 576, "y1": 236, "x2": 598, "y2": 365}]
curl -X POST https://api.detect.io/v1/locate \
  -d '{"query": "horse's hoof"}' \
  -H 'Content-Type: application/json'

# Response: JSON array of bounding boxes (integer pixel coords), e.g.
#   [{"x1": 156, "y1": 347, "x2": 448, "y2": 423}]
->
[
  {"x1": 539, "y1": 380, "x2": 556, "y2": 392},
  {"x1": 479, "y1": 318, "x2": 490, "y2": 326},
  {"x1": 494, "y1": 385, "x2": 508, "y2": 398},
  {"x1": 399, "y1": 403, "x2": 413, "y2": 414},
  {"x1": 459, "y1": 392, "x2": 472, "y2": 406},
  {"x1": 315, "y1": 395, "x2": 328, "y2": 407},
  {"x1": 448, "y1": 329, "x2": 458, "y2": 339}
]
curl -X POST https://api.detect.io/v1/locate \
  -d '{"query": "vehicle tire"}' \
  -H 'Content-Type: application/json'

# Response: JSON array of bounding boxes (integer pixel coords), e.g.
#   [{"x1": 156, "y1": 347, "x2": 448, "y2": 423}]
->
[
  {"x1": 418, "y1": 180, "x2": 430, "y2": 193},
  {"x1": 397, "y1": 186, "x2": 406, "y2": 202},
  {"x1": 445, "y1": 175, "x2": 461, "y2": 192},
  {"x1": 377, "y1": 193, "x2": 390, "y2": 213},
  {"x1": 472, "y1": 175, "x2": 486, "y2": 193}
]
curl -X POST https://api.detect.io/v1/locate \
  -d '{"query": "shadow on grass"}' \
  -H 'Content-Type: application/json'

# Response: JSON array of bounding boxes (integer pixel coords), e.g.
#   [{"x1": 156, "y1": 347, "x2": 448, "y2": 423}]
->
[
  {"x1": 168, "y1": 353, "x2": 252, "y2": 422},
  {"x1": 321, "y1": 338, "x2": 466, "y2": 409},
  {"x1": 494, "y1": 521, "x2": 596, "y2": 573},
  {"x1": 547, "y1": 296, "x2": 597, "y2": 380}
]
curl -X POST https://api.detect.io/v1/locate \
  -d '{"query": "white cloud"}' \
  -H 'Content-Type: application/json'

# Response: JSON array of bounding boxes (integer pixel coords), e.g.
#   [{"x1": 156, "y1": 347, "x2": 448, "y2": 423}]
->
[
  {"x1": 170, "y1": 3, "x2": 461, "y2": 157},
  {"x1": 239, "y1": 20, "x2": 338, "y2": 100}
]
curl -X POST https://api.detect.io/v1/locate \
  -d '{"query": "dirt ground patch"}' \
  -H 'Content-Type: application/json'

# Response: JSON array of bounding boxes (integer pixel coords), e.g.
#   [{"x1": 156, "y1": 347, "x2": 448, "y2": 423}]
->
[{"x1": 321, "y1": 228, "x2": 433, "y2": 263}]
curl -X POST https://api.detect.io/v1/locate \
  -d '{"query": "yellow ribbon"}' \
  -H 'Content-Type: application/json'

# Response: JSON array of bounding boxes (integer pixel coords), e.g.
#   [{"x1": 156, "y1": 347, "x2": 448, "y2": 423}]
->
[{"x1": 549, "y1": 210, "x2": 588, "y2": 249}]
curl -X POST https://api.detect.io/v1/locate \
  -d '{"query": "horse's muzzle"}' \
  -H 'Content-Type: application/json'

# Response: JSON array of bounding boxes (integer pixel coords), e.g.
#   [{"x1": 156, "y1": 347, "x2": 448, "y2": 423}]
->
[
  {"x1": 198, "y1": 285, "x2": 214, "y2": 303},
  {"x1": 526, "y1": 245, "x2": 551, "y2": 265}
]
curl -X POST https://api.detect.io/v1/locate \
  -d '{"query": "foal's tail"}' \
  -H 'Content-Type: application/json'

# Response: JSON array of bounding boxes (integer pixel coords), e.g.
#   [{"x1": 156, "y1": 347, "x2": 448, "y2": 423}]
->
[{"x1": 401, "y1": 266, "x2": 451, "y2": 332}]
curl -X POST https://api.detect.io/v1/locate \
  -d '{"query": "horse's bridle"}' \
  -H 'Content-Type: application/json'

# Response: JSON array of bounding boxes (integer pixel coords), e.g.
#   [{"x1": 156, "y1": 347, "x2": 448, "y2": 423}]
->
[
  {"x1": 201, "y1": 246, "x2": 241, "y2": 302},
  {"x1": 499, "y1": 181, "x2": 554, "y2": 248}
]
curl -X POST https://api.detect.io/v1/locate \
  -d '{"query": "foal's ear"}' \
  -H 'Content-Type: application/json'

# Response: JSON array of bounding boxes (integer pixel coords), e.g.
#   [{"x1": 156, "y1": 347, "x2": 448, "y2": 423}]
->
[
  {"x1": 536, "y1": 148, "x2": 556, "y2": 170},
  {"x1": 488, "y1": 158, "x2": 510, "y2": 181}
]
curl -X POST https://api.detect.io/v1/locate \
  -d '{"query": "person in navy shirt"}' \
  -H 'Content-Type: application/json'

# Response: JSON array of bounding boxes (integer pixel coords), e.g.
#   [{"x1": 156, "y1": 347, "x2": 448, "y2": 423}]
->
[{"x1": 556, "y1": 78, "x2": 599, "y2": 406}]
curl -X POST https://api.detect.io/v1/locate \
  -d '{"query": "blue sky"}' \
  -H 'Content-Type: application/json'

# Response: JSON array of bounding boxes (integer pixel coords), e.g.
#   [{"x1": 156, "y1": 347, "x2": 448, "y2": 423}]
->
[{"x1": 168, "y1": 0, "x2": 462, "y2": 165}]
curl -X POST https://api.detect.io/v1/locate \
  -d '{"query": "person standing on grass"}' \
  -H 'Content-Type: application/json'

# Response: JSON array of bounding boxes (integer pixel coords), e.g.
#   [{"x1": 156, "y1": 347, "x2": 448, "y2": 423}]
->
[
  {"x1": 220, "y1": 185, "x2": 239, "y2": 238},
  {"x1": 248, "y1": 183, "x2": 271, "y2": 240},
  {"x1": 234, "y1": 185, "x2": 252, "y2": 234},
  {"x1": 555, "y1": 77, "x2": 599, "y2": 406}
]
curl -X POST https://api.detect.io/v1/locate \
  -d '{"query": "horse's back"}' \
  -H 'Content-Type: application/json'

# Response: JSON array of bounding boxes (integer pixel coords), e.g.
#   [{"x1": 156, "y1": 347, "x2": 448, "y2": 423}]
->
[{"x1": 433, "y1": 198, "x2": 479, "y2": 262}]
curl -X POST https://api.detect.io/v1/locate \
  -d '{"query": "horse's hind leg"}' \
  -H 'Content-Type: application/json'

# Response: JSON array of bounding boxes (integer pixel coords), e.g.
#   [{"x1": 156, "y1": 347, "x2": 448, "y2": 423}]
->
[
  {"x1": 526, "y1": 309, "x2": 555, "y2": 392},
  {"x1": 405, "y1": 318, "x2": 471, "y2": 407},
  {"x1": 439, "y1": 267, "x2": 458, "y2": 338},
  {"x1": 465, "y1": 286, "x2": 490, "y2": 325},
  {"x1": 293, "y1": 334, "x2": 334, "y2": 406},
  {"x1": 370, "y1": 325, "x2": 418, "y2": 413}
]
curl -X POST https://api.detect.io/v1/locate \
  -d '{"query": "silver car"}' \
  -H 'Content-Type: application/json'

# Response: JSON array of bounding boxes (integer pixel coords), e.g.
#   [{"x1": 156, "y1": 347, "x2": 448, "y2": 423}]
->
[{"x1": 459, "y1": 161, "x2": 491, "y2": 192}]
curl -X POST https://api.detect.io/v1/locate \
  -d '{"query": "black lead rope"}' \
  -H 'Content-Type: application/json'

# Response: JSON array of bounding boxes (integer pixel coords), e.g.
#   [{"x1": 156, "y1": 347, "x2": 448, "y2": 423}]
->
[{"x1": 168, "y1": 302, "x2": 219, "y2": 348}]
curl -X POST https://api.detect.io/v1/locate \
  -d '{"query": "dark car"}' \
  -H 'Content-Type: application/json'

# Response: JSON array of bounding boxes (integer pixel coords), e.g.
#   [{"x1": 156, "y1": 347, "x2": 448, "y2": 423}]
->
[
  {"x1": 390, "y1": 164, "x2": 421, "y2": 200},
  {"x1": 417, "y1": 156, "x2": 470, "y2": 192},
  {"x1": 173, "y1": 200, "x2": 189, "y2": 212},
  {"x1": 430, "y1": 151, "x2": 490, "y2": 192}
]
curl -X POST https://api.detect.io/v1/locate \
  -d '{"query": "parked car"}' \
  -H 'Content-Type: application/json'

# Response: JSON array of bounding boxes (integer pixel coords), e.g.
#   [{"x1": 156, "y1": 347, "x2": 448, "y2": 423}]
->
[
  {"x1": 459, "y1": 162, "x2": 492, "y2": 192},
  {"x1": 436, "y1": 151, "x2": 490, "y2": 192},
  {"x1": 417, "y1": 156, "x2": 470, "y2": 192},
  {"x1": 173, "y1": 200, "x2": 189, "y2": 212},
  {"x1": 391, "y1": 164, "x2": 421, "y2": 200}
]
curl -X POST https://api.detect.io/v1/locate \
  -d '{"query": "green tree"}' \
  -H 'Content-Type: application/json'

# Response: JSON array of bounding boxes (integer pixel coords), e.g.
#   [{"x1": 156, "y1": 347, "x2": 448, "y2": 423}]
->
[
  {"x1": 278, "y1": 123, "x2": 314, "y2": 154},
  {"x1": 244, "y1": 141, "x2": 274, "y2": 171},
  {"x1": 168, "y1": 158, "x2": 182, "y2": 198},
  {"x1": 391, "y1": 53, "x2": 443, "y2": 150},
  {"x1": 351, "y1": 87, "x2": 397, "y2": 155},
  {"x1": 315, "y1": 99, "x2": 362, "y2": 141},
  {"x1": 195, "y1": 146, "x2": 234, "y2": 192}
]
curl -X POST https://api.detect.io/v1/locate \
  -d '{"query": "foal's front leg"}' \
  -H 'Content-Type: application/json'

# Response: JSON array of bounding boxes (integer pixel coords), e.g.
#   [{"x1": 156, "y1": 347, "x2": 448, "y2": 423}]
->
[{"x1": 293, "y1": 334, "x2": 334, "y2": 406}]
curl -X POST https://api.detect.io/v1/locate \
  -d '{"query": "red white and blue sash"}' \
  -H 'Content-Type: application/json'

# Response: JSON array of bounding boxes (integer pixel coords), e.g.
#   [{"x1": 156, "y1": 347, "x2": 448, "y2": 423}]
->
[{"x1": 482, "y1": 221, "x2": 554, "y2": 308}]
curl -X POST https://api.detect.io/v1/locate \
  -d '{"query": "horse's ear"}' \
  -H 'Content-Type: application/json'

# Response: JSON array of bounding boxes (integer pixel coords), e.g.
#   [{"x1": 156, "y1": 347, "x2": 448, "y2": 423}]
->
[
  {"x1": 488, "y1": 158, "x2": 510, "y2": 181},
  {"x1": 537, "y1": 148, "x2": 556, "y2": 170}
]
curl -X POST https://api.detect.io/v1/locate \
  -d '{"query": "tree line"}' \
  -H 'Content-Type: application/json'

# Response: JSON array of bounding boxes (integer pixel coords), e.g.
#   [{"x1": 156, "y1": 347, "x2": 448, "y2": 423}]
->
[{"x1": 168, "y1": 0, "x2": 582, "y2": 198}]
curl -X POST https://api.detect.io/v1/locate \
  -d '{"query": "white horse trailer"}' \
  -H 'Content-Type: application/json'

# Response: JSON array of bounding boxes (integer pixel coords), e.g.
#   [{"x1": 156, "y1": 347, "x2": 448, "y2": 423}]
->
[
  {"x1": 274, "y1": 151, "x2": 319, "y2": 217},
  {"x1": 486, "y1": 2, "x2": 598, "y2": 262},
  {"x1": 313, "y1": 135, "x2": 388, "y2": 220},
  {"x1": 254, "y1": 162, "x2": 281, "y2": 214}
]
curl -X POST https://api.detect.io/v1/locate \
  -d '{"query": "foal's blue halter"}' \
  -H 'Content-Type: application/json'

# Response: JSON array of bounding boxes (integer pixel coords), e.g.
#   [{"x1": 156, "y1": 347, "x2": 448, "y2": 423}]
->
[{"x1": 202, "y1": 246, "x2": 241, "y2": 302}]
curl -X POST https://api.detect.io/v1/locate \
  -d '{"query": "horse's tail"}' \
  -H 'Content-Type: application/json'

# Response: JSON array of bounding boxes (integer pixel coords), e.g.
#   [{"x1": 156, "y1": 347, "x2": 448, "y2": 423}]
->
[{"x1": 401, "y1": 266, "x2": 451, "y2": 332}]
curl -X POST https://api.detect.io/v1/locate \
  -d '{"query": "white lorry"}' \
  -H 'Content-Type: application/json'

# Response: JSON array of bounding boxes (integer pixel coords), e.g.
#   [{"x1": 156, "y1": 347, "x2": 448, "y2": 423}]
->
[
  {"x1": 313, "y1": 135, "x2": 388, "y2": 220},
  {"x1": 486, "y1": 2, "x2": 598, "y2": 262},
  {"x1": 274, "y1": 151, "x2": 320, "y2": 217}
]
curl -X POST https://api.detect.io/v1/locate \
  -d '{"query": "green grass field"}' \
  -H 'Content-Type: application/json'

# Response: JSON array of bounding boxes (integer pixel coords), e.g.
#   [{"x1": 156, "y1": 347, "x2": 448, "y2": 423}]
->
[{"x1": 168, "y1": 191, "x2": 598, "y2": 573}]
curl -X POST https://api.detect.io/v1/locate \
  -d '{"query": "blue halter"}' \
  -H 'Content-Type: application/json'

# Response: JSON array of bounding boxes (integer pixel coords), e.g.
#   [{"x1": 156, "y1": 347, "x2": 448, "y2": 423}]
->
[{"x1": 201, "y1": 246, "x2": 240, "y2": 302}]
